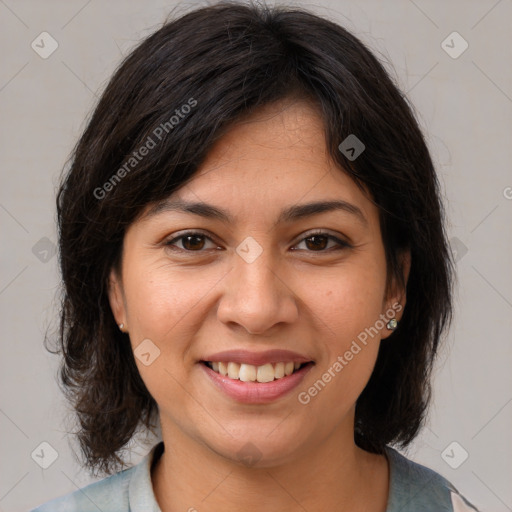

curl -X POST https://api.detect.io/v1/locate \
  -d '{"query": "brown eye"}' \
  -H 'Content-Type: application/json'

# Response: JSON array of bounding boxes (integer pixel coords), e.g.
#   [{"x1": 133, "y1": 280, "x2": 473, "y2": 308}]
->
[
  {"x1": 165, "y1": 232, "x2": 217, "y2": 252},
  {"x1": 304, "y1": 235, "x2": 329, "y2": 251},
  {"x1": 294, "y1": 232, "x2": 351, "y2": 252},
  {"x1": 181, "y1": 234, "x2": 206, "y2": 250}
]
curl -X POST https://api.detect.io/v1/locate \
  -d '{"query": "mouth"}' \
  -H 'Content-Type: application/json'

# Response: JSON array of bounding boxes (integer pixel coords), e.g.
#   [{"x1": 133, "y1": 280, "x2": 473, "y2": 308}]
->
[
  {"x1": 199, "y1": 359, "x2": 315, "y2": 404},
  {"x1": 201, "y1": 360, "x2": 313, "y2": 383},
  {"x1": 198, "y1": 348, "x2": 315, "y2": 403}
]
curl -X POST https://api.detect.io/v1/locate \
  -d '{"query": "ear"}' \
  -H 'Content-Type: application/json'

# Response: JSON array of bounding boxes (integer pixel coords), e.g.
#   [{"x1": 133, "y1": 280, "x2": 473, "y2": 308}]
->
[
  {"x1": 381, "y1": 249, "x2": 411, "y2": 339},
  {"x1": 107, "y1": 268, "x2": 127, "y2": 328}
]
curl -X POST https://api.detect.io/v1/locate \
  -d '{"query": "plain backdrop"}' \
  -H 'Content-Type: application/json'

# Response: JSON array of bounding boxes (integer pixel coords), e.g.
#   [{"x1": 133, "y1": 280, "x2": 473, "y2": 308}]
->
[{"x1": 1, "y1": 0, "x2": 511, "y2": 511}]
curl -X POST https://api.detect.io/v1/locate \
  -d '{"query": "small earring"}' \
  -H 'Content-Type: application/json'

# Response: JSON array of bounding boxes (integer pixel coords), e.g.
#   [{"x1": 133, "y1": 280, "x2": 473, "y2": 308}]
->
[
  {"x1": 118, "y1": 323, "x2": 124, "y2": 331},
  {"x1": 386, "y1": 318, "x2": 398, "y2": 331}
]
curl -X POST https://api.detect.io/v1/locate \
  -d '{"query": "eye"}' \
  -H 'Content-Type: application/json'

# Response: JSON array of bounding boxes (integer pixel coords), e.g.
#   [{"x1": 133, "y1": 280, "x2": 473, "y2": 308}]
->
[
  {"x1": 292, "y1": 230, "x2": 351, "y2": 252},
  {"x1": 164, "y1": 230, "x2": 351, "y2": 253},
  {"x1": 165, "y1": 231, "x2": 219, "y2": 252}
]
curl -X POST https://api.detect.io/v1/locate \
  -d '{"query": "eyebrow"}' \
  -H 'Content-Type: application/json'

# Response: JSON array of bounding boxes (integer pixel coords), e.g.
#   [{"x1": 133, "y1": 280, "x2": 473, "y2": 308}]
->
[{"x1": 144, "y1": 198, "x2": 368, "y2": 227}]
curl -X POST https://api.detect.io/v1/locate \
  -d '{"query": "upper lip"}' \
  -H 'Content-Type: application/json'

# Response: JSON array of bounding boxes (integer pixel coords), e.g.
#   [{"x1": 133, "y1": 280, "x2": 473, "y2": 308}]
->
[{"x1": 201, "y1": 349, "x2": 314, "y2": 367}]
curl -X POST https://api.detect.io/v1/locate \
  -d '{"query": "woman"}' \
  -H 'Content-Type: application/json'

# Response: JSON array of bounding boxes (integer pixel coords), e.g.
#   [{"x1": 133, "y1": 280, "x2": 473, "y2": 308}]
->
[{"x1": 31, "y1": 2, "x2": 481, "y2": 511}]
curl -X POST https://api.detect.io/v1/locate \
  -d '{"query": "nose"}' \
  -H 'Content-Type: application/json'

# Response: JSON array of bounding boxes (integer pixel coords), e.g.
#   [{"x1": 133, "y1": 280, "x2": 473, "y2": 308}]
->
[{"x1": 216, "y1": 244, "x2": 299, "y2": 335}]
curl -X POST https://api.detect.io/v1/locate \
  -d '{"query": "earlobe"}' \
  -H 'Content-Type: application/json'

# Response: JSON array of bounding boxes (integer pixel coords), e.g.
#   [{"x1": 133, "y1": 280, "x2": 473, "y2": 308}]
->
[
  {"x1": 382, "y1": 250, "x2": 411, "y2": 338},
  {"x1": 107, "y1": 269, "x2": 126, "y2": 328}
]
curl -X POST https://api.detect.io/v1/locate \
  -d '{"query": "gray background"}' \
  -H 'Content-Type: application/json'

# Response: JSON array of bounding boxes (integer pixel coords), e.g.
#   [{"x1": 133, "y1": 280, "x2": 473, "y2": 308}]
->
[{"x1": 1, "y1": 0, "x2": 511, "y2": 510}]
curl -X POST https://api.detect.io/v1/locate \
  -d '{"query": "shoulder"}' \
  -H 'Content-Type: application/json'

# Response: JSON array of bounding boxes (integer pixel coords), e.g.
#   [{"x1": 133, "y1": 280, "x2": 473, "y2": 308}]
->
[
  {"x1": 29, "y1": 442, "x2": 164, "y2": 512},
  {"x1": 384, "y1": 446, "x2": 481, "y2": 512},
  {"x1": 29, "y1": 467, "x2": 133, "y2": 512}
]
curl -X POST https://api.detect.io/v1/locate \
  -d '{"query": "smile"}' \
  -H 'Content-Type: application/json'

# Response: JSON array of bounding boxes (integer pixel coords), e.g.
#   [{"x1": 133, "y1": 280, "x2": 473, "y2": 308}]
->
[
  {"x1": 200, "y1": 360, "x2": 315, "y2": 404},
  {"x1": 203, "y1": 361, "x2": 307, "y2": 382}
]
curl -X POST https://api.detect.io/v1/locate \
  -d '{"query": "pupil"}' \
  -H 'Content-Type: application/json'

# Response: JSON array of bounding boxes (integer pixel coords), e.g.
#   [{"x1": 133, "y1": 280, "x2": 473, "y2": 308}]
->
[
  {"x1": 306, "y1": 235, "x2": 327, "y2": 251},
  {"x1": 184, "y1": 235, "x2": 204, "y2": 250}
]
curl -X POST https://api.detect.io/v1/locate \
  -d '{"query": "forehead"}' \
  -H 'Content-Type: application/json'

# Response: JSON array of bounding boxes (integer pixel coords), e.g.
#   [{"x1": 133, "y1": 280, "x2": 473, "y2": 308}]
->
[
  {"x1": 141, "y1": 99, "x2": 378, "y2": 228},
  {"x1": 198, "y1": 98, "x2": 331, "y2": 171}
]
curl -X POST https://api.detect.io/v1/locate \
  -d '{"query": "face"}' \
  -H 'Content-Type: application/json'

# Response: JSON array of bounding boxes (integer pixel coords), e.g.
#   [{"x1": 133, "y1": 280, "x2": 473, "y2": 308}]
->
[{"x1": 109, "y1": 99, "x2": 408, "y2": 467}]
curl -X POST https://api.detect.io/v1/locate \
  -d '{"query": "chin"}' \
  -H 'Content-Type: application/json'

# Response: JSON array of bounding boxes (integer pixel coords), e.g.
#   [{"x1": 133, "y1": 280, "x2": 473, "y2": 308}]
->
[{"x1": 206, "y1": 428, "x2": 307, "y2": 469}]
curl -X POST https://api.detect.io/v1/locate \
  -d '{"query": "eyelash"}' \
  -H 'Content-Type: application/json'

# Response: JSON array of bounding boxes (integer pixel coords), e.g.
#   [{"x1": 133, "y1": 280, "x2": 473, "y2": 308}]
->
[{"x1": 164, "y1": 230, "x2": 352, "y2": 254}]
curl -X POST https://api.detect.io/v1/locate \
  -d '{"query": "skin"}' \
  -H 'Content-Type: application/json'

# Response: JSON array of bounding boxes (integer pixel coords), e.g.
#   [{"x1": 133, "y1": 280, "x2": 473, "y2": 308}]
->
[{"x1": 108, "y1": 98, "x2": 410, "y2": 512}]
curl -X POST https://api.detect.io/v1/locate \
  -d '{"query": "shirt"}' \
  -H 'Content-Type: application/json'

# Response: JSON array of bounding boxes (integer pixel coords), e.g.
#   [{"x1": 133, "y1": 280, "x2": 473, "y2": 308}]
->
[{"x1": 30, "y1": 441, "x2": 481, "y2": 511}]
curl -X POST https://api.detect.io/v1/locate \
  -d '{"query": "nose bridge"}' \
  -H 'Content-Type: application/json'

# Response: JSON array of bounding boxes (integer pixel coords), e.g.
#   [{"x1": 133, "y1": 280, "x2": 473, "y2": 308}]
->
[
  {"x1": 240, "y1": 245, "x2": 277, "y2": 289},
  {"x1": 235, "y1": 236, "x2": 281, "y2": 303},
  {"x1": 217, "y1": 236, "x2": 297, "y2": 334}
]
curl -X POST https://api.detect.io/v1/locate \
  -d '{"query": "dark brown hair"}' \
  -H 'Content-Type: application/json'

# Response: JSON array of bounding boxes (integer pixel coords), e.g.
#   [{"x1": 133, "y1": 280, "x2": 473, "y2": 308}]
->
[{"x1": 48, "y1": 0, "x2": 454, "y2": 476}]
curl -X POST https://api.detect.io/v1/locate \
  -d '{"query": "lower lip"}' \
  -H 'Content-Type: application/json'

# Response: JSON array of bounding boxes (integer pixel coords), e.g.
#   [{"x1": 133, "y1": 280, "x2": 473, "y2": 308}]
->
[{"x1": 199, "y1": 362, "x2": 314, "y2": 404}]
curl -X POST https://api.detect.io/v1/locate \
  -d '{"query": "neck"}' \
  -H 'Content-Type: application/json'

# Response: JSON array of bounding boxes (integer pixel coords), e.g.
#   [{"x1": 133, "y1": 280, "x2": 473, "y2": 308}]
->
[{"x1": 151, "y1": 417, "x2": 389, "y2": 512}]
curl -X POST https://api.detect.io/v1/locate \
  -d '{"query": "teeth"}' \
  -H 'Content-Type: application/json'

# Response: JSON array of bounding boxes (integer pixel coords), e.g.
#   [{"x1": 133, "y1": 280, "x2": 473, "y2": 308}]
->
[
  {"x1": 239, "y1": 363, "x2": 256, "y2": 382},
  {"x1": 218, "y1": 361, "x2": 228, "y2": 376},
  {"x1": 274, "y1": 362, "x2": 285, "y2": 379},
  {"x1": 284, "y1": 362, "x2": 294, "y2": 376},
  {"x1": 256, "y1": 363, "x2": 275, "y2": 383},
  {"x1": 207, "y1": 361, "x2": 305, "y2": 382},
  {"x1": 227, "y1": 362, "x2": 240, "y2": 379}
]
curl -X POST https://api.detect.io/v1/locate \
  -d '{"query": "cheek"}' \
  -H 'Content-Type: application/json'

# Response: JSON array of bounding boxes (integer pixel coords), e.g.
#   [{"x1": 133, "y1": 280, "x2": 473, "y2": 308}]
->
[
  {"x1": 123, "y1": 263, "x2": 220, "y2": 341},
  {"x1": 306, "y1": 260, "x2": 387, "y2": 342},
  {"x1": 120, "y1": 262, "x2": 229, "y2": 398},
  {"x1": 298, "y1": 259, "x2": 386, "y2": 399},
  {"x1": 120, "y1": 265, "x2": 213, "y2": 409}
]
